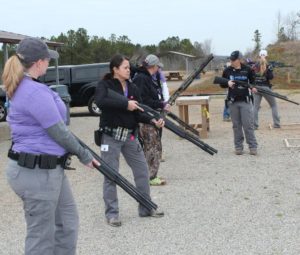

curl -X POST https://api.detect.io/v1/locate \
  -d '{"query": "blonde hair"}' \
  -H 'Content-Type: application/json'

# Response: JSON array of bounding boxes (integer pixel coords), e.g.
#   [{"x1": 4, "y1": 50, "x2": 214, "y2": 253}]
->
[
  {"x1": 259, "y1": 58, "x2": 267, "y2": 76},
  {"x1": 1, "y1": 55, "x2": 32, "y2": 99}
]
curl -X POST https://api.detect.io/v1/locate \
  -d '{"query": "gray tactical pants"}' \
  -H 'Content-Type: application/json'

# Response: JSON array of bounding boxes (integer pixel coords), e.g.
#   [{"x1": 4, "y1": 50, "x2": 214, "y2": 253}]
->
[
  {"x1": 253, "y1": 88, "x2": 280, "y2": 128},
  {"x1": 6, "y1": 159, "x2": 79, "y2": 255},
  {"x1": 229, "y1": 101, "x2": 258, "y2": 150},
  {"x1": 101, "y1": 134, "x2": 152, "y2": 220}
]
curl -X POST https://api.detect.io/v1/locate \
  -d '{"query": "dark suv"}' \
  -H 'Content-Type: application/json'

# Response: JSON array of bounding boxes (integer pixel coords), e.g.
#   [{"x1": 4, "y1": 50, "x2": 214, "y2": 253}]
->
[{"x1": 39, "y1": 63, "x2": 109, "y2": 115}]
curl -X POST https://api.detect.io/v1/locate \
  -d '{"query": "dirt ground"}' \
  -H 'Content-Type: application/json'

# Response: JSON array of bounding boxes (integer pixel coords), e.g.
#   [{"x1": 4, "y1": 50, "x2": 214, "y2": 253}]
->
[{"x1": 0, "y1": 90, "x2": 300, "y2": 254}]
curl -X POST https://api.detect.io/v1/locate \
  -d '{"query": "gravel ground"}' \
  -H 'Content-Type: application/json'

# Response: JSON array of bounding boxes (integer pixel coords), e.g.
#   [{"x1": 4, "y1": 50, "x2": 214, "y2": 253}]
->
[{"x1": 0, "y1": 92, "x2": 300, "y2": 255}]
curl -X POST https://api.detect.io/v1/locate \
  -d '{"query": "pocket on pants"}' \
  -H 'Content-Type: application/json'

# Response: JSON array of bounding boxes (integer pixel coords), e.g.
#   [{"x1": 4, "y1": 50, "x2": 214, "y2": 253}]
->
[
  {"x1": 6, "y1": 167, "x2": 21, "y2": 179},
  {"x1": 6, "y1": 160, "x2": 21, "y2": 180},
  {"x1": 23, "y1": 191, "x2": 55, "y2": 237},
  {"x1": 23, "y1": 191, "x2": 56, "y2": 219}
]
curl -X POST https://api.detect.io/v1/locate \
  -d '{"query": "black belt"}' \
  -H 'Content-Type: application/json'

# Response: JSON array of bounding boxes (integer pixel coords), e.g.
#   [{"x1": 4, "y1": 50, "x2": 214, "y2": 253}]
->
[
  {"x1": 234, "y1": 96, "x2": 247, "y2": 102},
  {"x1": 231, "y1": 95, "x2": 252, "y2": 103},
  {"x1": 8, "y1": 149, "x2": 68, "y2": 169}
]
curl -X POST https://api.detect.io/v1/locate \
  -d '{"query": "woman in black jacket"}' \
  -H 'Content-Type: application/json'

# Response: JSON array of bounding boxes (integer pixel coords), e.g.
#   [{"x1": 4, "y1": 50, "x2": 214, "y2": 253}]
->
[
  {"x1": 94, "y1": 54, "x2": 164, "y2": 227},
  {"x1": 253, "y1": 50, "x2": 280, "y2": 129}
]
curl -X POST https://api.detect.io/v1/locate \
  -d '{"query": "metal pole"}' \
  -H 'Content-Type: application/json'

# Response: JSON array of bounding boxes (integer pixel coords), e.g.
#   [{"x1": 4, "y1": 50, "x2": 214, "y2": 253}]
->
[
  {"x1": 54, "y1": 47, "x2": 59, "y2": 84},
  {"x1": 3, "y1": 43, "x2": 8, "y2": 64},
  {"x1": 185, "y1": 57, "x2": 188, "y2": 76}
]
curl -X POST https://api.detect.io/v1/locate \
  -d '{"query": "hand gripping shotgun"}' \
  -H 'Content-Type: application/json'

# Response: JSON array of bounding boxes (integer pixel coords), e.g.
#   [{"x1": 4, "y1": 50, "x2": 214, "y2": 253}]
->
[{"x1": 106, "y1": 89, "x2": 218, "y2": 155}]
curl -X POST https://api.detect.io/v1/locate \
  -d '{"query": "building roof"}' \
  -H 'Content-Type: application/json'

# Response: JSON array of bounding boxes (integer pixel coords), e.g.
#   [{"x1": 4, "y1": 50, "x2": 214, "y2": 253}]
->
[
  {"x1": 168, "y1": 51, "x2": 196, "y2": 58},
  {"x1": 0, "y1": 30, "x2": 64, "y2": 47}
]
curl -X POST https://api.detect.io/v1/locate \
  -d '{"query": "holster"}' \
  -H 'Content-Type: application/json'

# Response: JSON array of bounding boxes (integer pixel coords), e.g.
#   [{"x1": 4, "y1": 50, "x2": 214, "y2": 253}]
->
[
  {"x1": 94, "y1": 129, "x2": 103, "y2": 146},
  {"x1": 250, "y1": 95, "x2": 254, "y2": 104},
  {"x1": 61, "y1": 154, "x2": 74, "y2": 170},
  {"x1": 224, "y1": 99, "x2": 229, "y2": 108}
]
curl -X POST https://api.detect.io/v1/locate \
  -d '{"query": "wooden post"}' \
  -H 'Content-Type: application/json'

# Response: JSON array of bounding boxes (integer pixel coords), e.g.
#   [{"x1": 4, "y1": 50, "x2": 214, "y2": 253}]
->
[
  {"x1": 287, "y1": 71, "x2": 291, "y2": 84},
  {"x1": 178, "y1": 105, "x2": 189, "y2": 124}
]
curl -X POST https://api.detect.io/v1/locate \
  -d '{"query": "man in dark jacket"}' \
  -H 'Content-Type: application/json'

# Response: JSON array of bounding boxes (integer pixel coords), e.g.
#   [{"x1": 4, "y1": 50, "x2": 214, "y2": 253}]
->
[
  {"x1": 133, "y1": 54, "x2": 170, "y2": 185},
  {"x1": 219, "y1": 50, "x2": 258, "y2": 155}
]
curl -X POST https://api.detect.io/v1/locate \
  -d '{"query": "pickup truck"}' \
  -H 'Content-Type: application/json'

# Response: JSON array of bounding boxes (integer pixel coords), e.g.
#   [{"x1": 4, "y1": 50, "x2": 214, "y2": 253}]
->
[
  {"x1": 39, "y1": 62, "x2": 109, "y2": 115},
  {"x1": 0, "y1": 86, "x2": 7, "y2": 122}
]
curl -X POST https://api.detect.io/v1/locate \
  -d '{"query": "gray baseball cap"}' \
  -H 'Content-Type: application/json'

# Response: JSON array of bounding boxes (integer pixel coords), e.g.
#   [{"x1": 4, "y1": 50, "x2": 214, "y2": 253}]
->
[
  {"x1": 144, "y1": 54, "x2": 163, "y2": 68},
  {"x1": 16, "y1": 37, "x2": 59, "y2": 63}
]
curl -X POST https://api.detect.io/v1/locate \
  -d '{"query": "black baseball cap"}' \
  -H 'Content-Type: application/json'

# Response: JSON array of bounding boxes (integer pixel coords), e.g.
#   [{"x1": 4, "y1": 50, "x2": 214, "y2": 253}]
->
[
  {"x1": 16, "y1": 37, "x2": 59, "y2": 63},
  {"x1": 229, "y1": 50, "x2": 243, "y2": 61}
]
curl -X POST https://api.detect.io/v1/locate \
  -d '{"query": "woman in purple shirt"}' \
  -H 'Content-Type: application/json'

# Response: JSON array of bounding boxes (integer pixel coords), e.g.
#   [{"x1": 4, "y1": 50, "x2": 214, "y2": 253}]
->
[{"x1": 2, "y1": 37, "x2": 99, "y2": 255}]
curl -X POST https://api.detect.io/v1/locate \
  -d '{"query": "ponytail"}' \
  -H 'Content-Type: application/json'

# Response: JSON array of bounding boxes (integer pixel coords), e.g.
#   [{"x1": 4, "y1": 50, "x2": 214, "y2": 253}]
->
[
  {"x1": 259, "y1": 58, "x2": 267, "y2": 76},
  {"x1": 2, "y1": 55, "x2": 24, "y2": 99}
]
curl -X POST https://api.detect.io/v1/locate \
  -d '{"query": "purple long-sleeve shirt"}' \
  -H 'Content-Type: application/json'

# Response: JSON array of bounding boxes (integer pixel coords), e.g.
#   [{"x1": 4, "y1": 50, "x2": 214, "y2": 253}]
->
[{"x1": 7, "y1": 76, "x2": 67, "y2": 155}]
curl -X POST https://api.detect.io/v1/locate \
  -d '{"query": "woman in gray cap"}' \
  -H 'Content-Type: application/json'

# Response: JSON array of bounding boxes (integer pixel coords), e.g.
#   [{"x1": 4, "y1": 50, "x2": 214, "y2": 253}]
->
[
  {"x1": 2, "y1": 37, "x2": 99, "y2": 255},
  {"x1": 133, "y1": 54, "x2": 170, "y2": 185}
]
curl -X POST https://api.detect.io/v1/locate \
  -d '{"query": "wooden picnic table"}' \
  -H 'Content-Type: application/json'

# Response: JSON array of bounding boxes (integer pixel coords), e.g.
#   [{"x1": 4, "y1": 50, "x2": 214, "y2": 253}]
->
[{"x1": 176, "y1": 96, "x2": 210, "y2": 138}]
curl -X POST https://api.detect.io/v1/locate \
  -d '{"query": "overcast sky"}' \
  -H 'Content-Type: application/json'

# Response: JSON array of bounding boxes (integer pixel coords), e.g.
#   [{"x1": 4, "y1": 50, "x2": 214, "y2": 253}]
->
[{"x1": 1, "y1": 0, "x2": 299, "y2": 56}]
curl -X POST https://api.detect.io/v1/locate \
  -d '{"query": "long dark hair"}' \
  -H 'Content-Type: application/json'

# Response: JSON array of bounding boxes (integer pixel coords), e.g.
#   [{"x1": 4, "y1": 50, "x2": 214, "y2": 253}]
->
[{"x1": 103, "y1": 54, "x2": 129, "y2": 80}]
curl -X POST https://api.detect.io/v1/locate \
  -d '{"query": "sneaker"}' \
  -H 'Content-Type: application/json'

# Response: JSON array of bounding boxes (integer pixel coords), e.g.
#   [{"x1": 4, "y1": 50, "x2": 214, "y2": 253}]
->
[
  {"x1": 249, "y1": 149, "x2": 257, "y2": 155},
  {"x1": 235, "y1": 150, "x2": 243, "y2": 155},
  {"x1": 107, "y1": 217, "x2": 122, "y2": 227},
  {"x1": 160, "y1": 154, "x2": 166, "y2": 162},
  {"x1": 273, "y1": 125, "x2": 281, "y2": 128},
  {"x1": 223, "y1": 117, "x2": 231, "y2": 122},
  {"x1": 149, "y1": 177, "x2": 166, "y2": 186},
  {"x1": 140, "y1": 209, "x2": 164, "y2": 218}
]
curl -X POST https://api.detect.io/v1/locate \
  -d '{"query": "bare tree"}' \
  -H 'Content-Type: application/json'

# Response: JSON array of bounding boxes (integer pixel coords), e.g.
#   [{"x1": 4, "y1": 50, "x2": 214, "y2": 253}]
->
[
  {"x1": 285, "y1": 11, "x2": 300, "y2": 40},
  {"x1": 275, "y1": 11, "x2": 283, "y2": 41},
  {"x1": 244, "y1": 47, "x2": 255, "y2": 61},
  {"x1": 193, "y1": 41, "x2": 204, "y2": 56},
  {"x1": 202, "y1": 39, "x2": 212, "y2": 55}
]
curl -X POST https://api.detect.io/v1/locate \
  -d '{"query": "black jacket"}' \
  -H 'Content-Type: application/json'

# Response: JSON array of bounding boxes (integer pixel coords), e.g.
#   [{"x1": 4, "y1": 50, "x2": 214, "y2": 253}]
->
[
  {"x1": 133, "y1": 67, "x2": 165, "y2": 110},
  {"x1": 254, "y1": 64, "x2": 274, "y2": 87},
  {"x1": 95, "y1": 78, "x2": 152, "y2": 129},
  {"x1": 220, "y1": 64, "x2": 255, "y2": 101}
]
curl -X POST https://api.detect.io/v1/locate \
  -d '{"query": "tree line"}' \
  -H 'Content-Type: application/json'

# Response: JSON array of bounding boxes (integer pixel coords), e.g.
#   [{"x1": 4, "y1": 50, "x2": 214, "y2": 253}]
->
[
  {"x1": 47, "y1": 28, "x2": 208, "y2": 69},
  {"x1": 0, "y1": 28, "x2": 211, "y2": 71}
]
